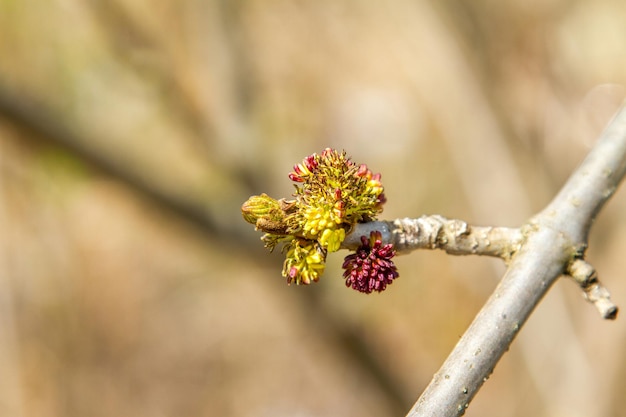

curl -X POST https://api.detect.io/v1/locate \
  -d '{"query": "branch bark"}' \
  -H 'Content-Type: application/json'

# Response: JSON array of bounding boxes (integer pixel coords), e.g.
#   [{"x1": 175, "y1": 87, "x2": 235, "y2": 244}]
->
[
  {"x1": 344, "y1": 104, "x2": 626, "y2": 416},
  {"x1": 343, "y1": 216, "x2": 522, "y2": 259},
  {"x1": 403, "y1": 104, "x2": 626, "y2": 416}
]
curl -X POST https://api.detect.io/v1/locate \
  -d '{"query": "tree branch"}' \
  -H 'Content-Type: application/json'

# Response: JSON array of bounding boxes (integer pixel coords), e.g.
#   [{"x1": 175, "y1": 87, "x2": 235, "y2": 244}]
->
[
  {"x1": 343, "y1": 216, "x2": 522, "y2": 259},
  {"x1": 400, "y1": 103, "x2": 626, "y2": 416},
  {"x1": 342, "y1": 104, "x2": 626, "y2": 416}
]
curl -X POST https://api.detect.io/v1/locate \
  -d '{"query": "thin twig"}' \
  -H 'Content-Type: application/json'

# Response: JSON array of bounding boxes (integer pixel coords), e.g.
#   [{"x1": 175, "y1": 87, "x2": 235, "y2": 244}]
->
[{"x1": 344, "y1": 216, "x2": 522, "y2": 260}]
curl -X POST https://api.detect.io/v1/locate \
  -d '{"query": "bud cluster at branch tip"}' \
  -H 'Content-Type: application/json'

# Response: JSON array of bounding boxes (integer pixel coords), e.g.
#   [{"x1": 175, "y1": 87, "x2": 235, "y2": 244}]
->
[{"x1": 242, "y1": 148, "x2": 398, "y2": 291}]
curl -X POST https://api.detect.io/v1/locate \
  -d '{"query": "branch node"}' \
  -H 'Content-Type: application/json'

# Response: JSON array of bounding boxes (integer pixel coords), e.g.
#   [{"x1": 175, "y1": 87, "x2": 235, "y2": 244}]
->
[
  {"x1": 567, "y1": 258, "x2": 597, "y2": 286},
  {"x1": 566, "y1": 259, "x2": 619, "y2": 320}
]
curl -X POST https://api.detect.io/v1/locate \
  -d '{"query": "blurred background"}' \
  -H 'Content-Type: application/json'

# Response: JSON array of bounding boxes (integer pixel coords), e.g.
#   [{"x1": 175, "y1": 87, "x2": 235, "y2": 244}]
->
[{"x1": 0, "y1": 1, "x2": 625, "y2": 416}]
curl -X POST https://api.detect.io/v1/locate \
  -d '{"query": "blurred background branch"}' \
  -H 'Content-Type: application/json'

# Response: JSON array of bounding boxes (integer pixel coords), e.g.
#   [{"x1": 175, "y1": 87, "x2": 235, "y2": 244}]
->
[{"x1": 0, "y1": 70, "x2": 411, "y2": 417}]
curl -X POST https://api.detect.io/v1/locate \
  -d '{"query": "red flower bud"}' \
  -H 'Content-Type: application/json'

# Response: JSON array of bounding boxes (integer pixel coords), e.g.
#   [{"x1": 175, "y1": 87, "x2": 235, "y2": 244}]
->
[{"x1": 342, "y1": 231, "x2": 399, "y2": 294}]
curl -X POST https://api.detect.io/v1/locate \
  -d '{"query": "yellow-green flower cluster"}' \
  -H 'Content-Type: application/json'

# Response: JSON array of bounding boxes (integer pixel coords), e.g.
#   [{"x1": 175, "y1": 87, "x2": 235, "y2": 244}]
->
[
  {"x1": 241, "y1": 148, "x2": 386, "y2": 286},
  {"x1": 300, "y1": 204, "x2": 345, "y2": 252},
  {"x1": 283, "y1": 239, "x2": 326, "y2": 285},
  {"x1": 289, "y1": 148, "x2": 386, "y2": 237}
]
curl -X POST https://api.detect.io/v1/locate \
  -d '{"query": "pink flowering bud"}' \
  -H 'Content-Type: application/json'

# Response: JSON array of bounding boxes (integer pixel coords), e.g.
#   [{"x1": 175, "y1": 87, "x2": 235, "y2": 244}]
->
[
  {"x1": 288, "y1": 266, "x2": 298, "y2": 280},
  {"x1": 333, "y1": 200, "x2": 346, "y2": 219},
  {"x1": 356, "y1": 164, "x2": 369, "y2": 177},
  {"x1": 288, "y1": 172, "x2": 304, "y2": 182},
  {"x1": 334, "y1": 188, "x2": 342, "y2": 201},
  {"x1": 304, "y1": 155, "x2": 318, "y2": 171}
]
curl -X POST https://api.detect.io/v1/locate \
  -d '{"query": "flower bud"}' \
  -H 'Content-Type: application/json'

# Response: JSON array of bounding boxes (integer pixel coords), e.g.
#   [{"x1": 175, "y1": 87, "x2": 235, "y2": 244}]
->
[
  {"x1": 342, "y1": 231, "x2": 399, "y2": 293},
  {"x1": 241, "y1": 194, "x2": 281, "y2": 225}
]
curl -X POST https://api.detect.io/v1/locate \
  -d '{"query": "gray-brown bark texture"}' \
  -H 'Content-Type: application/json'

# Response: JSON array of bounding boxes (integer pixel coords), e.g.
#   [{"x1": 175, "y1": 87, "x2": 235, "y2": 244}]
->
[{"x1": 397, "y1": 104, "x2": 626, "y2": 416}]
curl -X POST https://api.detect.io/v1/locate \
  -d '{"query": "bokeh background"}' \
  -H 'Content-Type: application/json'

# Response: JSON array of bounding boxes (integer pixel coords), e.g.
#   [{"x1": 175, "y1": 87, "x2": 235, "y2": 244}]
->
[{"x1": 1, "y1": 1, "x2": 626, "y2": 416}]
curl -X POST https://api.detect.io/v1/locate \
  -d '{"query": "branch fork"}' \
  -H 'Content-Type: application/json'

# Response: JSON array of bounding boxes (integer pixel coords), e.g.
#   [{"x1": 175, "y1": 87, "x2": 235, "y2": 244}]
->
[
  {"x1": 398, "y1": 103, "x2": 626, "y2": 416},
  {"x1": 331, "y1": 106, "x2": 626, "y2": 416}
]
